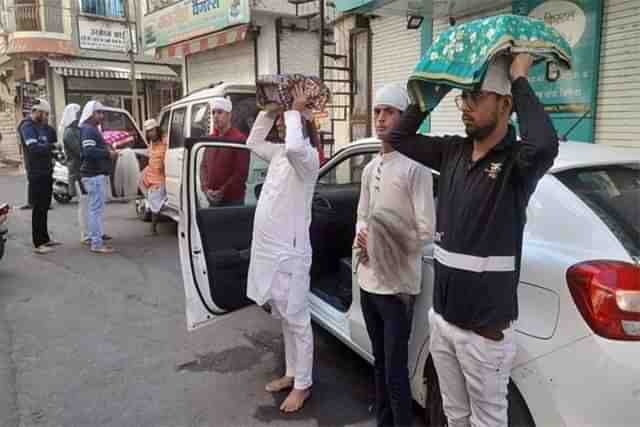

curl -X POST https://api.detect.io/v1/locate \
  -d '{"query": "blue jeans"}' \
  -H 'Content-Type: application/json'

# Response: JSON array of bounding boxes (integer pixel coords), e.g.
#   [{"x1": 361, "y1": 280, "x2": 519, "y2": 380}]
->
[{"x1": 81, "y1": 175, "x2": 106, "y2": 250}]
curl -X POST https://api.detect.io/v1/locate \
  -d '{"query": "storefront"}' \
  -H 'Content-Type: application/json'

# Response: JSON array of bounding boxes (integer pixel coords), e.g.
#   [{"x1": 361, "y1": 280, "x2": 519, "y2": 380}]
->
[
  {"x1": 335, "y1": 0, "x2": 640, "y2": 148},
  {"x1": 46, "y1": 57, "x2": 181, "y2": 126}
]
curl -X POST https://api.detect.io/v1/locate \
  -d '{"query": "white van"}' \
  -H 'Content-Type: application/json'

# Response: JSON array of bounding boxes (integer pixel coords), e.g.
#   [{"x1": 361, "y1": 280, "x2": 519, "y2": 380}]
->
[{"x1": 136, "y1": 83, "x2": 257, "y2": 222}]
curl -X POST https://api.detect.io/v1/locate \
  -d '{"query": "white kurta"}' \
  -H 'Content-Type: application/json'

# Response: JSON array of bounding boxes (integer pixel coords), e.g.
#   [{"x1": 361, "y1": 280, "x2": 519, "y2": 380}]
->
[{"x1": 246, "y1": 111, "x2": 320, "y2": 321}]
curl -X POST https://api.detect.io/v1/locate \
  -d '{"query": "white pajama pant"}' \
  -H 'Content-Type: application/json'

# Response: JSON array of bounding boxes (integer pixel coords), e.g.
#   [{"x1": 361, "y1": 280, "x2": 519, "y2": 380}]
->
[
  {"x1": 428, "y1": 309, "x2": 516, "y2": 427},
  {"x1": 270, "y1": 271, "x2": 313, "y2": 390}
]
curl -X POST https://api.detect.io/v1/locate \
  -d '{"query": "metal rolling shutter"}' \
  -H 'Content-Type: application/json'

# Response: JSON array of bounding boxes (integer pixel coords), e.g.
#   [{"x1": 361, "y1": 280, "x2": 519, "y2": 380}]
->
[
  {"x1": 279, "y1": 28, "x2": 320, "y2": 75},
  {"x1": 187, "y1": 40, "x2": 255, "y2": 92},
  {"x1": 594, "y1": 0, "x2": 640, "y2": 147},
  {"x1": 371, "y1": 16, "x2": 422, "y2": 94},
  {"x1": 430, "y1": 5, "x2": 512, "y2": 135}
]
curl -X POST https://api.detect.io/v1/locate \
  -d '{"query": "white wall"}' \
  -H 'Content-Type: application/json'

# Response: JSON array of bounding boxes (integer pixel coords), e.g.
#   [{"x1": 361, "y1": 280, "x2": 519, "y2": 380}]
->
[{"x1": 253, "y1": 13, "x2": 279, "y2": 76}]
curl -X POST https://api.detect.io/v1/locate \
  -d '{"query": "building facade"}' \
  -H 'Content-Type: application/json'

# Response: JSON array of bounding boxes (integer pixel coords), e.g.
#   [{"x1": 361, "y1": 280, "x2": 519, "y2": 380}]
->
[
  {"x1": 0, "y1": 0, "x2": 181, "y2": 163},
  {"x1": 333, "y1": 0, "x2": 639, "y2": 149}
]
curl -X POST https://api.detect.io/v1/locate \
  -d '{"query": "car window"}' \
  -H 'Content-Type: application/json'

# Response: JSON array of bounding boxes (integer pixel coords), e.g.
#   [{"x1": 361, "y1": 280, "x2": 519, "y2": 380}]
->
[
  {"x1": 226, "y1": 93, "x2": 258, "y2": 136},
  {"x1": 169, "y1": 107, "x2": 187, "y2": 149},
  {"x1": 555, "y1": 163, "x2": 640, "y2": 258},
  {"x1": 195, "y1": 144, "x2": 268, "y2": 209},
  {"x1": 318, "y1": 152, "x2": 376, "y2": 186},
  {"x1": 190, "y1": 102, "x2": 210, "y2": 139},
  {"x1": 102, "y1": 110, "x2": 146, "y2": 149},
  {"x1": 159, "y1": 111, "x2": 170, "y2": 138}
]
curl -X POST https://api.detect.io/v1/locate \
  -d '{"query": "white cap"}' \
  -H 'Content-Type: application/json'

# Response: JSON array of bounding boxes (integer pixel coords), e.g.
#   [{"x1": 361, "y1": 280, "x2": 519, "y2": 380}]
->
[
  {"x1": 32, "y1": 98, "x2": 51, "y2": 113},
  {"x1": 144, "y1": 118, "x2": 158, "y2": 131},
  {"x1": 79, "y1": 100, "x2": 106, "y2": 126},
  {"x1": 481, "y1": 55, "x2": 512, "y2": 96},
  {"x1": 374, "y1": 84, "x2": 409, "y2": 112},
  {"x1": 210, "y1": 97, "x2": 232, "y2": 113}
]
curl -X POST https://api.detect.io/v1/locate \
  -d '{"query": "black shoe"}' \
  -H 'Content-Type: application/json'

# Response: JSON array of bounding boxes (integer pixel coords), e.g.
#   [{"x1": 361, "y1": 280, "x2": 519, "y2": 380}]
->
[
  {"x1": 102, "y1": 234, "x2": 113, "y2": 241},
  {"x1": 19, "y1": 204, "x2": 32, "y2": 210}
]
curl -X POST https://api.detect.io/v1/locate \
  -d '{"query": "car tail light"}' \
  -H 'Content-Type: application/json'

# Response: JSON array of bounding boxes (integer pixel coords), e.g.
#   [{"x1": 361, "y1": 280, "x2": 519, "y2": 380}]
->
[{"x1": 567, "y1": 261, "x2": 640, "y2": 341}]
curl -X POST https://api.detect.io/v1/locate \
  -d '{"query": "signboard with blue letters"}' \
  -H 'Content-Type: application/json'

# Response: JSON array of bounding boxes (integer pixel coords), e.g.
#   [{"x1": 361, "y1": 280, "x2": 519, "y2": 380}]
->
[{"x1": 513, "y1": 0, "x2": 603, "y2": 142}]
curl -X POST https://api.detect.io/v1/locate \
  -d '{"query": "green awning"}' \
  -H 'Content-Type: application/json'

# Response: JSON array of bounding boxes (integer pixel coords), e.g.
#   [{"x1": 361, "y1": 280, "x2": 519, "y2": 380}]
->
[{"x1": 335, "y1": 0, "x2": 393, "y2": 13}]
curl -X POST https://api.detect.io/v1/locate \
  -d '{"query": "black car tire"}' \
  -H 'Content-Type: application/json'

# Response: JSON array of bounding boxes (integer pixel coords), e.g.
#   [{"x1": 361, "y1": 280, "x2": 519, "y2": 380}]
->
[
  {"x1": 53, "y1": 192, "x2": 71, "y2": 204},
  {"x1": 423, "y1": 356, "x2": 535, "y2": 427}
]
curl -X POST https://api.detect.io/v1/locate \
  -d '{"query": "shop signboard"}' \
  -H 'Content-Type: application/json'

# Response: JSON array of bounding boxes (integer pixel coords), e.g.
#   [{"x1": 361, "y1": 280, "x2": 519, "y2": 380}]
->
[
  {"x1": 143, "y1": 0, "x2": 250, "y2": 50},
  {"x1": 513, "y1": 0, "x2": 603, "y2": 142},
  {"x1": 78, "y1": 17, "x2": 138, "y2": 53}
]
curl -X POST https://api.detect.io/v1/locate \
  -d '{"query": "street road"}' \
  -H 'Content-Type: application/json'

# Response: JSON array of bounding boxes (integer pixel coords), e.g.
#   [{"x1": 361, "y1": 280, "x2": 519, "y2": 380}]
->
[{"x1": 0, "y1": 173, "x2": 426, "y2": 427}]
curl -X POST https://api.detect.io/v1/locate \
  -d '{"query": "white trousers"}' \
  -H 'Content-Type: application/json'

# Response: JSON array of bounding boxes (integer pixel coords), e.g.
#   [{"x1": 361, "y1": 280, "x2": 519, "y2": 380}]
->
[
  {"x1": 270, "y1": 271, "x2": 313, "y2": 390},
  {"x1": 428, "y1": 309, "x2": 516, "y2": 427},
  {"x1": 76, "y1": 182, "x2": 88, "y2": 240}
]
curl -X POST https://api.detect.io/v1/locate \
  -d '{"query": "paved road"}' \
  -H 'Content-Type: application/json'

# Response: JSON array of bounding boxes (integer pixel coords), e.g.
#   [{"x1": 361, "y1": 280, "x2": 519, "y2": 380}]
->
[{"x1": 0, "y1": 173, "x2": 426, "y2": 427}]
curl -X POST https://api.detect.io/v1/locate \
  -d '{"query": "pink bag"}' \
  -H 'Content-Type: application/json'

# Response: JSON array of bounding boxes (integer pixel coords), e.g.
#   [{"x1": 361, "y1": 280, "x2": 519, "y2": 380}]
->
[{"x1": 256, "y1": 74, "x2": 331, "y2": 113}]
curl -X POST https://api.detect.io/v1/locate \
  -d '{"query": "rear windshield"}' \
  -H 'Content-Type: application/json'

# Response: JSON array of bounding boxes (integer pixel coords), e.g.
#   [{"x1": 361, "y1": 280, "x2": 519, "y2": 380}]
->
[{"x1": 555, "y1": 164, "x2": 640, "y2": 259}]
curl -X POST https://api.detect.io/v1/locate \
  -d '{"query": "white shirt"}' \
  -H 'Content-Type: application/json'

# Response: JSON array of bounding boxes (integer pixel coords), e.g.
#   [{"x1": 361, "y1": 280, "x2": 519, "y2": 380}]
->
[
  {"x1": 246, "y1": 111, "x2": 320, "y2": 317},
  {"x1": 356, "y1": 150, "x2": 435, "y2": 295}
]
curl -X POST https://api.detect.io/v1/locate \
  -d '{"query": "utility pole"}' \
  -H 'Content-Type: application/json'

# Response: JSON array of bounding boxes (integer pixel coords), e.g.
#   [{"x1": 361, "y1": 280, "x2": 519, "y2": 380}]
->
[
  {"x1": 319, "y1": 0, "x2": 325, "y2": 82},
  {"x1": 124, "y1": 0, "x2": 139, "y2": 124}
]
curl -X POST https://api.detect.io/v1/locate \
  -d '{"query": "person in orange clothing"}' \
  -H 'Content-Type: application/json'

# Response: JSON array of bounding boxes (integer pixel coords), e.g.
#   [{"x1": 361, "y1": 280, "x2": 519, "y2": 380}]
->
[
  {"x1": 140, "y1": 118, "x2": 168, "y2": 235},
  {"x1": 199, "y1": 97, "x2": 250, "y2": 207}
]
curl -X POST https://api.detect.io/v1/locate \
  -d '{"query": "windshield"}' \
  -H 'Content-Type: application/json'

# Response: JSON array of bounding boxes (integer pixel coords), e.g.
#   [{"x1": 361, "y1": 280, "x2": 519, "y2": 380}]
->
[{"x1": 555, "y1": 164, "x2": 640, "y2": 259}]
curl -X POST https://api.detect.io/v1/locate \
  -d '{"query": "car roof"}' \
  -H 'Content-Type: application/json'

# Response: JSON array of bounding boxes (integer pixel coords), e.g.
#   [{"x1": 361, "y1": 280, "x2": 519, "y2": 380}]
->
[
  {"x1": 346, "y1": 139, "x2": 640, "y2": 173},
  {"x1": 164, "y1": 83, "x2": 256, "y2": 111}
]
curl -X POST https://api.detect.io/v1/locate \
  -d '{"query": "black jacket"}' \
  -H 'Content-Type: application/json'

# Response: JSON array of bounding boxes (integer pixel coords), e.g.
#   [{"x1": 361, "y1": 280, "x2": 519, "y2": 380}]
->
[
  {"x1": 389, "y1": 77, "x2": 559, "y2": 330},
  {"x1": 18, "y1": 117, "x2": 54, "y2": 178},
  {"x1": 80, "y1": 123, "x2": 112, "y2": 177},
  {"x1": 63, "y1": 122, "x2": 82, "y2": 178}
]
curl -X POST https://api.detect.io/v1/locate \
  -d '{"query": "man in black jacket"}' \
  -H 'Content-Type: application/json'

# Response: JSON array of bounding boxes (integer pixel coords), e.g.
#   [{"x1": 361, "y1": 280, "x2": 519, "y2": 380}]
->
[
  {"x1": 18, "y1": 98, "x2": 61, "y2": 254},
  {"x1": 389, "y1": 54, "x2": 559, "y2": 427}
]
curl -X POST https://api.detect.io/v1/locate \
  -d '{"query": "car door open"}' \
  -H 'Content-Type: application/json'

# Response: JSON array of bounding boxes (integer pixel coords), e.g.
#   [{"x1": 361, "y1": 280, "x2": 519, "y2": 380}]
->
[{"x1": 179, "y1": 139, "x2": 268, "y2": 330}]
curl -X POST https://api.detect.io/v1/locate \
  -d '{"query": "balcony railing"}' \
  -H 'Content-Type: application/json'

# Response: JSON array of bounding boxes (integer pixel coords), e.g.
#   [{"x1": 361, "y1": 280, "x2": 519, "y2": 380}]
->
[{"x1": 14, "y1": 3, "x2": 64, "y2": 33}]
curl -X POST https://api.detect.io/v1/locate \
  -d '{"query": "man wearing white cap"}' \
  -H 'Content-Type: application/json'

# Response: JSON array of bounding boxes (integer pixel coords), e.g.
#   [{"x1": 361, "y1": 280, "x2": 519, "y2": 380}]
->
[
  {"x1": 80, "y1": 100, "x2": 118, "y2": 254},
  {"x1": 140, "y1": 118, "x2": 168, "y2": 235},
  {"x1": 18, "y1": 98, "x2": 62, "y2": 253},
  {"x1": 199, "y1": 97, "x2": 249, "y2": 206},
  {"x1": 389, "y1": 54, "x2": 559, "y2": 426},
  {"x1": 355, "y1": 84, "x2": 435, "y2": 426}
]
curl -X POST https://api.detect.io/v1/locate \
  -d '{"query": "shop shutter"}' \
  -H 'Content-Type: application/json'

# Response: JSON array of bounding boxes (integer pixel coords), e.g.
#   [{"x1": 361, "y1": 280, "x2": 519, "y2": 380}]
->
[
  {"x1": 430, "y1": 5, "x2": 512, "y2": 135},
  {"x1": 594, "y1": 0, "x2": 640, "y2": 147},
  {"x1": 279, "y1": 28, "x2": 320, "y2": 75},
  {"x1": 371, "y1": 16, "x2": 422, "y2": 95},
  {"x1": 187, "y1": 40, "x2": 255, "y2": 92}
]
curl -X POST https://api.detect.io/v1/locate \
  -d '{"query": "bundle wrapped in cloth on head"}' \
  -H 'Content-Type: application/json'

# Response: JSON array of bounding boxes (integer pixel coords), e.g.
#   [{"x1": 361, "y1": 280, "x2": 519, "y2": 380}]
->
[
  {"x1": 256, "y1": 74, "x2": 331, "y2": 118},
  {"x1": 408, "y1": 14, "x2": 572, "y2": 112}
]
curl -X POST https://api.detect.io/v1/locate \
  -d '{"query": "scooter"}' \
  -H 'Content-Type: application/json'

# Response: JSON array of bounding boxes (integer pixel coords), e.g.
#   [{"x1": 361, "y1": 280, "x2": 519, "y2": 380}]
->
[
  {"x1": 52, "y1": 151, "x2": 73, "y2": 204},
  {"x1": 0, "y1": 203, "x2": 9, "y2": 261}
]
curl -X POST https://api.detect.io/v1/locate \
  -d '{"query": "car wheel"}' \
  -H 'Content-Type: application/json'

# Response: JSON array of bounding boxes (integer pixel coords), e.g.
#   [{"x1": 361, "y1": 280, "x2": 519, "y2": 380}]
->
[
  {"x1": 135, "y1": 199, "x2": 152, "y2": 222},
  {"x1": 53, "y1": 192, "x2": 71, "y2": 204},
  {"x1": 423, "y1": 357, "x2": 535, "y2": 427}
]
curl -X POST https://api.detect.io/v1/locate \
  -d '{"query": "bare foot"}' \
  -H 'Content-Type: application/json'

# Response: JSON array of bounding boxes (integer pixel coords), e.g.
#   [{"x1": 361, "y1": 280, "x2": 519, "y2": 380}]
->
[
  {"x1": 265, "y1": 376, "x2": 293, "y2": 393},
  {"x1": 280, "y1": 388, "x2": 312, "y2": 413}
]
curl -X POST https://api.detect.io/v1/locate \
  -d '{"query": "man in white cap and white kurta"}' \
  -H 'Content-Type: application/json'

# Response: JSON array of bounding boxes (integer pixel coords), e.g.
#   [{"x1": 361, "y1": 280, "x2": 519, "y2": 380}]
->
[
  {"x1": 355, "y1": 84, "x2": 435, "y2": 426},
  {"x1": 246, "y1": 84, "x2": 320, "y2": 413}
]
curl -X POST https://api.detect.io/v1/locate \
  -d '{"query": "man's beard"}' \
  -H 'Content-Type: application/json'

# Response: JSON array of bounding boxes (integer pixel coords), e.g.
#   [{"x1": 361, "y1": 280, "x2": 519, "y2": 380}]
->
[{"x1": 465, "y1": 116, "x2": 498, "y2": 141}]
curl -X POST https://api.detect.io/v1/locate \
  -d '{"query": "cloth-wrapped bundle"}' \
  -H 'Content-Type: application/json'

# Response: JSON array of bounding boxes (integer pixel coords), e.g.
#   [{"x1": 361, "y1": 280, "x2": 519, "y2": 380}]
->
[
  {"x1": 103, "y1": 130, "x2": 135, "y2": 149},
  {"x1": 408, "y1": 14, "x2": 572, "y2": 112},
  {"x1": 256, "y1": 74, "x2": 331, "y2": 114}
]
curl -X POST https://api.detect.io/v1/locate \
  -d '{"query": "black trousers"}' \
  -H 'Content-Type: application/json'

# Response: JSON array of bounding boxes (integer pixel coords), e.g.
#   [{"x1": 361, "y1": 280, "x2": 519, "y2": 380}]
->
[
  {"x1": 29, "y1": 175, "x2": 52, "y2": 247},
  {"x1": 361, "y1": 289, "x2": 415, "y2": 427}
]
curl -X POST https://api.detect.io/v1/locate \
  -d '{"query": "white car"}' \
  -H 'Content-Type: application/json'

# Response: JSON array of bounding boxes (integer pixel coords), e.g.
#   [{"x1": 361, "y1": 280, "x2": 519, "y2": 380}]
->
[
  {"x1": 177, "y1": 137, "x2": 640, "y2": 426},
  {"x1": 141, "y1": 83, "x2": 257, "y2": 222}
]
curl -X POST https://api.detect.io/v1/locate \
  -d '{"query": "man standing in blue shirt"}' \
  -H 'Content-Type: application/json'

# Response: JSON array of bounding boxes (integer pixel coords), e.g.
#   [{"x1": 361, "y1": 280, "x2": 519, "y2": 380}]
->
[
  {"x1": 79, "y1": 101, "x2": 118, "y2": 254},
  {"x1": 18, "y1": 98, "x2": 61, "y2": 254}
]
